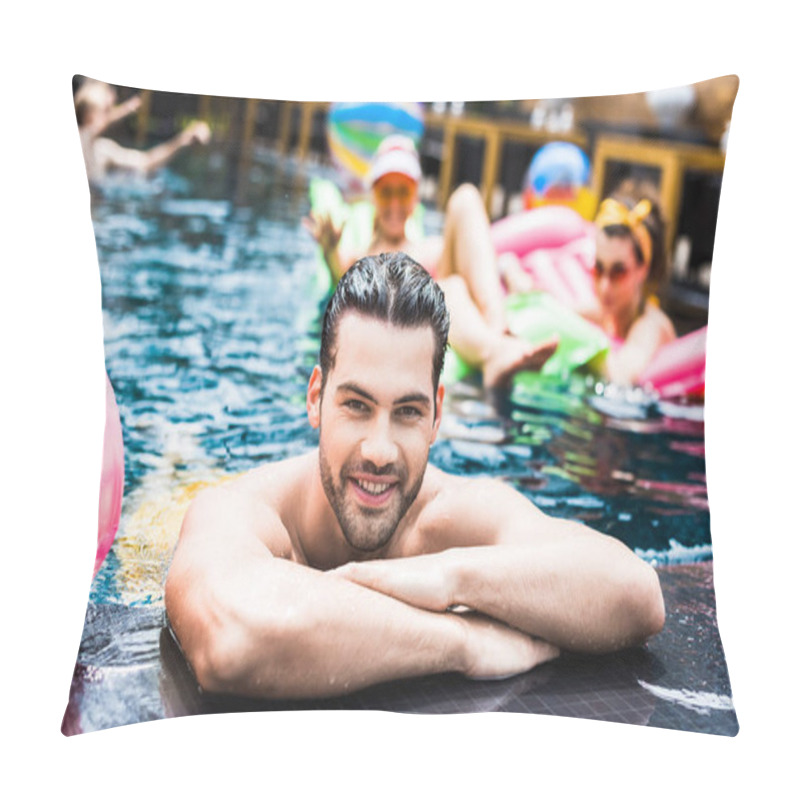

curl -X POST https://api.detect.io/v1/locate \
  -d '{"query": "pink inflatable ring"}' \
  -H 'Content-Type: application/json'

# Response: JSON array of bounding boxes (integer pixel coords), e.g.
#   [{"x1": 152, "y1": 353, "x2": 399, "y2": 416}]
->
[{"x1": 95, "y1": 373, "x2": 124, "y2": 576}]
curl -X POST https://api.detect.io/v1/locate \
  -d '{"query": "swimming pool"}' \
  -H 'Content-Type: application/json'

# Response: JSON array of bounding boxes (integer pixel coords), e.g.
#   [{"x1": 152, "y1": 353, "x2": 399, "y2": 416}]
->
[
  {"x1": 64, "y1": 143, "x2": 735, "y2": 737},
  {"x1": 89, "y1": 144, "x2": 711, "y2": 608}
]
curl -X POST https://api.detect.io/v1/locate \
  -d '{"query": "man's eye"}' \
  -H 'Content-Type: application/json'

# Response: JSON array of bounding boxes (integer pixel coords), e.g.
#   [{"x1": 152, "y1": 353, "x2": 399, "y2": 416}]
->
[
  {"x1": 344, "y1": 399, "x2": 368, "y2": 412},
  {"x1": 396, "y1": 406, "x2": 422, "y2": 420}
]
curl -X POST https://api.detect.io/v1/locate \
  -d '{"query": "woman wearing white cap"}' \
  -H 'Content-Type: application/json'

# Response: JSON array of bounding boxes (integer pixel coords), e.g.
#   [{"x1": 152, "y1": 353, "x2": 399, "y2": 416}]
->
[{"x1": 305, "y1": 136, "x2": 557, "y2": 387}]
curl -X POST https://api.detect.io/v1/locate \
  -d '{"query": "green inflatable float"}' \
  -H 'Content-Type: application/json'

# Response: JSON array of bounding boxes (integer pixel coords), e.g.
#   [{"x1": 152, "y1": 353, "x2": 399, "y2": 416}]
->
[{"x1": 308, "y1": 178, "x2": 609, "y2": 389}]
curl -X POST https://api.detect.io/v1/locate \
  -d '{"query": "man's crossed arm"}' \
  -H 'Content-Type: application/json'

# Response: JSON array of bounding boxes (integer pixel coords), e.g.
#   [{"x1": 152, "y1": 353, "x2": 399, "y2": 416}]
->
[
  {"x1": 165, "y1": 480, "x2": 663, "y2": 700},
  {"x1": 334, "y1": 477, "x2": 664, "y2": 654},
  {"x1": 333, "y1": 539, "x2": 664, "y2": 655}
]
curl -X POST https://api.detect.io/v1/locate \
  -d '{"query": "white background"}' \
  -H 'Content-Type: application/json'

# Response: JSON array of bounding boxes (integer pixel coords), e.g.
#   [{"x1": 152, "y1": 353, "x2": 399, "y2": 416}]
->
[{"x1": 3, "y1": 1, "x2": 797, "y2": 795}]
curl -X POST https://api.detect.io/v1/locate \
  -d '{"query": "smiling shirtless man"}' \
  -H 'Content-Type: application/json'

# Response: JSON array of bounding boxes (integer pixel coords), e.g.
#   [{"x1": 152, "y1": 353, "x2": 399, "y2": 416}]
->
[{"x1": 165, "y1": 252, "x2": 665, "y2": 699}]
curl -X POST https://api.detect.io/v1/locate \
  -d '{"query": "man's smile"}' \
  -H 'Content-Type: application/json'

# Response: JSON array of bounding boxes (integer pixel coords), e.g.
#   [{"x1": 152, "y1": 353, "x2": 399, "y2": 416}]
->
[{"x1": 348, "y1": 474, "x2": 398, "y2": 507}]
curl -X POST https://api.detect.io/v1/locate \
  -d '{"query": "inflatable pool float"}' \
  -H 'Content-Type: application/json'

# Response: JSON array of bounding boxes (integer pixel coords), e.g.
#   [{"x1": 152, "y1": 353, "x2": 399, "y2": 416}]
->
[
  {"x1": 490, "y1": 205, "x2": 708, "y2": 397},
  {"x1": 491, "y1": 205, "x2": 592, "y2": 258},
  {"x1": 638, "y1": 326, "x2": 707, "y2": 398},
  {"x1": 96, "y1": 373, "x2": 124, "y2": 576},
  {"x1": 519, "y1": 238, "x2": 598, "y2": 312},
  {"x1": 522, "y1": 142, "x2": 598, "y2": 220},
  {"x1": 491, "y1": 205, "x2": 598, "y2": 310},
  {"x1": 442, "y1": 291, "x2": 610, "y2": 386},
  {"x1": 327, "y1": 103, "x2": 425, "y2": 187},
  {"x1": 308, "y1": 180, "x2": 706, "y2": 397}
]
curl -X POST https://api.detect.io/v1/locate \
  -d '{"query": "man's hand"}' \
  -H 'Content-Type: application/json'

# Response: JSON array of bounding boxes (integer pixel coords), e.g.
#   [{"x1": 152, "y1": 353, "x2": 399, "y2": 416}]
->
[
  {"x1": 332, "y1": 553, "x2": 454, "y2": 612},
  {"x1": 457, "y1": 612, "x2": 560, "y2": 680},
  {"x1": 302, "y1": 211, "x2": 344, "y2": 256},
  {"x1": 332, "y1": 556, "x2": 560, "y2": 680}
]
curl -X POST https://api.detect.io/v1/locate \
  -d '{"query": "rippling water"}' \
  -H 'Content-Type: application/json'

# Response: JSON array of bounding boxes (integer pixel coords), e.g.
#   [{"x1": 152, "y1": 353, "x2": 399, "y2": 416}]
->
[{"x1": 89, "y1": 146, "x2": 711, "y2": 606}]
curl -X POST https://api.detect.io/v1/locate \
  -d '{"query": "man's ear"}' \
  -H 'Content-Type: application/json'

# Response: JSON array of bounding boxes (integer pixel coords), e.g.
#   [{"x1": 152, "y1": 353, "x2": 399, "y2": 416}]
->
[
  {"x1": 307, "y1": 365, "x2": 323, "y2": 429},
  {"x1": 430, "y1": 383, "x2": 445, "y2": 444}
]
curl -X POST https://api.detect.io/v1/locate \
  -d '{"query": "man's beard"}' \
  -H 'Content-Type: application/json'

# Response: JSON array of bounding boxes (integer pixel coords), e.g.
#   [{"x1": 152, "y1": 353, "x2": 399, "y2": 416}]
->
[{"x1": 318, "y1": 445, "x2": 426, "y2": 553}]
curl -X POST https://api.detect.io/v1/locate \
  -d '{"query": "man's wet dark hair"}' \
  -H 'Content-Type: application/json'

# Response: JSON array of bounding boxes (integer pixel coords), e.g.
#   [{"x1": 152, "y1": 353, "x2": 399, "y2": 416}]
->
[{"x1": 319, "y1": 252, "x2": 450, "y2": 395}]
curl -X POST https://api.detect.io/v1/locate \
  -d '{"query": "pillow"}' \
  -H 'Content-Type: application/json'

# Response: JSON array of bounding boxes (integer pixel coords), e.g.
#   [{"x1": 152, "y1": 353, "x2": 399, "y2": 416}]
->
[{"x1": 64, "y1": 76, "x2": 738, "y2": 737}]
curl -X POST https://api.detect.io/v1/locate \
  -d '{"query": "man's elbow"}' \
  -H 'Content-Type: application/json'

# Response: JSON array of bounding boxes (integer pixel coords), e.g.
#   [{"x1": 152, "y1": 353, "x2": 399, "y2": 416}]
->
[
  {"x1": 190, "y1": 624, "x2": 255, "y2": 695},
  {"x1": 178, "y1": 600, "x2": 306, "y2": 698},
  {"x1": 624, "y1": 563, "x2": 665, "y2": 645},
  {"x1": 164, "y1": 575, "x2": 236, "y2": 693}
]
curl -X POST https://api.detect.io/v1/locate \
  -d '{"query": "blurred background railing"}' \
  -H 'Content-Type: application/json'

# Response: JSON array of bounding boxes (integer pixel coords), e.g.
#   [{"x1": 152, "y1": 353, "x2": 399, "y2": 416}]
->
[{"x1": 100, "y1": 78, "x2": 737, "y2": 330}]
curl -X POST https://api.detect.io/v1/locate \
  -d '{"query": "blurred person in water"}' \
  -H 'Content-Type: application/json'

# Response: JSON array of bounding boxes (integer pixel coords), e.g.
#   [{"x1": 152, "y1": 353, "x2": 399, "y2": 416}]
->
[
  {"x1": 74, "y1": 78, "x2": 210, "y2": 183},
  {"x1": 165, "y1": 252, "x2": 665, "y2": 700},
  {"x1": 580, "y1": 190, "x2": 676, "y2": 385},
  {"x1": 304, "y1": 135, "x2": 557, "y2": 388}
]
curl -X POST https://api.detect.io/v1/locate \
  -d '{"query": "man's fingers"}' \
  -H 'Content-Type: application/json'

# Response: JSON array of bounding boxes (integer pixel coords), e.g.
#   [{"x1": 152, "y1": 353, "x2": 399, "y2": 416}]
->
[
  {"x1": 329, "y1": 562, "x2": 356, "y2": 579},
  {"x1": 331, "y1": 560, "x2": 449, "y2": 611},
  {"x1": 330, "y1": 561, "x2": 375, "y2": 587},
  {"x1": 460, "y1": 614, "x2": 560, "y2": 679},
  {"x1": 530, "y1": 639, "x2": 560, "y2": 666},
  {"x1": 332, "y1": 562, "x2": 390, "y2": 594},
  {"x1": 330, "y1": 562, "x2": 396, "y2": 600}
]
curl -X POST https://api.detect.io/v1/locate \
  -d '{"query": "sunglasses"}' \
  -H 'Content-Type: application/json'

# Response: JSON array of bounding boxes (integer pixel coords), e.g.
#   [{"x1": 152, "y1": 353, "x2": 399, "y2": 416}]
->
[
  {"x1": 374, "y1": 181, "x2": 416, "y2": 205},
  {"x1": 593, "y1": 261, "x2": 633, "y2": 283}
]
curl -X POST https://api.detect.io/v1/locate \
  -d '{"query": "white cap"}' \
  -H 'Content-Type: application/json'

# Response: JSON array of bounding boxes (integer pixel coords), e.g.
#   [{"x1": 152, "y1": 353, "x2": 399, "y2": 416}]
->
[{"x1": 366, "y1": 135, "x2": 422, "y2": 187}]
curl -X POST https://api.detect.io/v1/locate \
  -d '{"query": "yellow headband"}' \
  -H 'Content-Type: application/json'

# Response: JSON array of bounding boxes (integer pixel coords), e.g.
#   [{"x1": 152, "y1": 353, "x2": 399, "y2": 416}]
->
[{"x1": 595, "y1": 198, "x2": 653, "y2": 269}]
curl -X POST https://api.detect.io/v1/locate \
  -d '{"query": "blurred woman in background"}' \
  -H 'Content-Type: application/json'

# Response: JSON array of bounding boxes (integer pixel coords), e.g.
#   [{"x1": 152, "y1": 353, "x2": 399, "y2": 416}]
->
[{"x1": 583, "y1": 194, "x2": 676, "y2": 385}]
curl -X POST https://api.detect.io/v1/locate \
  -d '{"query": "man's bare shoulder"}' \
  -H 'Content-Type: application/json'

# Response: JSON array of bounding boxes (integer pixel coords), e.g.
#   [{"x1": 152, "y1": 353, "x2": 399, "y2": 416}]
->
[
  {"x1": 404, "y1": 467, "x2": 544, "y2": 554},
  {"x1": 226, "y1": 451, "x2": 315, "y2": 501},
  {"x1": 180, "y1": 452, "x2": 318, "y2": 561}
]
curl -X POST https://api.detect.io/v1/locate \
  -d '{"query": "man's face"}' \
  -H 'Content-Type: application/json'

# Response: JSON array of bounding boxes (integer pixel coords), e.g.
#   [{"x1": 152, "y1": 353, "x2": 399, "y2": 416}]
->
[{"x1": 308, "y1": 313, "x2": 444, "y2": 553}]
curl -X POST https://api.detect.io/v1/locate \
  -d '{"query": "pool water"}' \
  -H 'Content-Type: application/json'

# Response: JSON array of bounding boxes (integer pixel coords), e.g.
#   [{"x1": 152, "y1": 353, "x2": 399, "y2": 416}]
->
[{"x1": 90, "y1": 145, "x2": 711, "y2": 607}]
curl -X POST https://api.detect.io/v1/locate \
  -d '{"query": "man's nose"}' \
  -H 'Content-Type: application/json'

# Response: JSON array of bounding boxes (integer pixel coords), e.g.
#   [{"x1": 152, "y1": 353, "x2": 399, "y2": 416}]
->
[{"x1": 360, "y1": 415, "x2": 399, "y2": 467}]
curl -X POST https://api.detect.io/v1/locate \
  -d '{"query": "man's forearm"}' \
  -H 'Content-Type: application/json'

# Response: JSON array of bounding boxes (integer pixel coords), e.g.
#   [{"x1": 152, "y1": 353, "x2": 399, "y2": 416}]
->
[
  {"x1": 447, "y1": 537, "x2": 665, "y2": 653},
  {"x1": 169, "y1": 554, "x2": 559, "y2": 699},
  {"x1": 334, "y1": 532, "x2": 664, "y2": 654},
  {"x1": 169, "y1": 557, "x2": 467, "y2": 699}
]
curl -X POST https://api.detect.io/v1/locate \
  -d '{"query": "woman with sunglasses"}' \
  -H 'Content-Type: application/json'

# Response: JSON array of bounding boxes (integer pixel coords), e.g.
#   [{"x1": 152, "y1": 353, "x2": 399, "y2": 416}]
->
[{"x1": 582, "y1": 195, "x2": 676, "y2": 385}]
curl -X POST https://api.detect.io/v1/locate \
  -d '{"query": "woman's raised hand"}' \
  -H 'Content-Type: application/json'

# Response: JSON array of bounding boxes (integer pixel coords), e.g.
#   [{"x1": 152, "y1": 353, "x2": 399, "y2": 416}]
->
[{"x1": 302, "y1": 211, "x2": 344, "y2": 255}]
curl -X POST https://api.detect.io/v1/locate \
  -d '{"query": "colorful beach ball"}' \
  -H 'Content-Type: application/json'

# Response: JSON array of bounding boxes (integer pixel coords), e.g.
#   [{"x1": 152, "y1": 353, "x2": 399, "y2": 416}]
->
[
  {"x1": 524, "y1": 141, "x2": 597, "y2": 220},
  {"x1": 327, "y1": 102, "x2": 425, "y2": 186}
]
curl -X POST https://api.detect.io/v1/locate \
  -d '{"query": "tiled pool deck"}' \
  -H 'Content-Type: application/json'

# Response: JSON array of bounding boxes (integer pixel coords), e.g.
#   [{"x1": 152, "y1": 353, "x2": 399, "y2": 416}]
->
[{"x1": 63, "y1": 562, "x2": 736, "y2": 736}]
